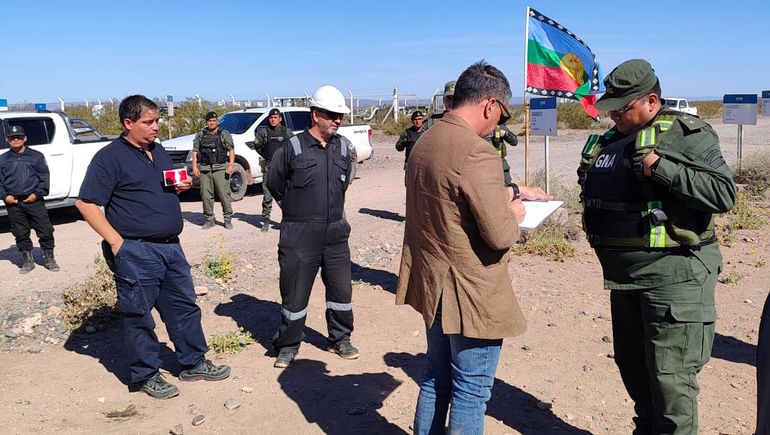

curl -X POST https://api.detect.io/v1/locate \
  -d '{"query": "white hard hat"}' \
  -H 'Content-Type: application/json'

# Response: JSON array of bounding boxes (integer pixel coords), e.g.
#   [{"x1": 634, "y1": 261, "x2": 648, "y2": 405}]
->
[{"x1": 309, "y1": 85, "x2": 350, "y2": 114}]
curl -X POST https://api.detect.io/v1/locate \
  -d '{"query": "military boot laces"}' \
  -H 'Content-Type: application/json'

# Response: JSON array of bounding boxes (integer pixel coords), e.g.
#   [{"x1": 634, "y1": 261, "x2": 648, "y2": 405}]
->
[
  {"x1": 179, "y1": 359, "x2": 231, "y2": 382},
  {"x1": 19, "y1": 251, "x2": 35, "y2": 274},
  {"x1": 43, "y1": 249, "x2": 60, "y2": 272},
  {"x1": 141, "y1": 372, "x2": 179, "y2": 400}
]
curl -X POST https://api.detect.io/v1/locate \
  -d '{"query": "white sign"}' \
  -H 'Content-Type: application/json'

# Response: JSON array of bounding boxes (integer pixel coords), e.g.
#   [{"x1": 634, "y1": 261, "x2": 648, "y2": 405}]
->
[
  {"x1": 762, "y1": 91, "x2": 770, "y2": 117},
  {"x1": 167, "y1": 95, "x2": 174, "y2": 117},
  {"x1": 723, "y1": 94, "x2": 758, "y2": 125},
  {"x1": 529, "y1": 97, "x2": 557, "y2": 136}
]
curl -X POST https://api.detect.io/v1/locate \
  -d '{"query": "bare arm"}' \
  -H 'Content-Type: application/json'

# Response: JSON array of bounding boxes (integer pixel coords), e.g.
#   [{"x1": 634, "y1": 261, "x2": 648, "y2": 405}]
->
[{"x1": 75, "y1": 199, "x2": 123, "y2": 255}]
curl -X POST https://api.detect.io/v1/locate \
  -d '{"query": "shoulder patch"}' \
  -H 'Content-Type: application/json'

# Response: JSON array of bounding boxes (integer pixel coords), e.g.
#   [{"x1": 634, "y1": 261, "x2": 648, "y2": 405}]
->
[{"x1": 676, "y1": 114, "x2": 708, "y2": 133}]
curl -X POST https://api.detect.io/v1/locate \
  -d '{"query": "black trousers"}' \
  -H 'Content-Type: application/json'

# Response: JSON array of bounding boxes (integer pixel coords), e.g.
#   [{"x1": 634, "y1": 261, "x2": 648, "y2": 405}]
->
[
  {"x1": 758, "y1": 291, "x2": 770, "y2": 435},
  {"x1": 273, "y1": 219, "x2": 354, "y2": 351},
  {"x1": 7, "y1": 200, "x2": 55, "y2": 251}
]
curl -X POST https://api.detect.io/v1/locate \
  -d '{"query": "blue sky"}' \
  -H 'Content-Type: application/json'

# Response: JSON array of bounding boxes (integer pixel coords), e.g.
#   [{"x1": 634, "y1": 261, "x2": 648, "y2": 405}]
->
[{"x1": 2, "y1": 0, "x2": 768, "y2": 104}]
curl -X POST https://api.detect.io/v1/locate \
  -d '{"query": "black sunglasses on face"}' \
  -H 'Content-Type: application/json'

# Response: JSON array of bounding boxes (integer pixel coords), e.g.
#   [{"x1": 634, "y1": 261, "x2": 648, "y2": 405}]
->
[
  {"x1": 316, "y1": 108, "x2": 344, "y2": 121},
  {"x1": 496, "y1": 100, "x2": 511, "y2": 125}
]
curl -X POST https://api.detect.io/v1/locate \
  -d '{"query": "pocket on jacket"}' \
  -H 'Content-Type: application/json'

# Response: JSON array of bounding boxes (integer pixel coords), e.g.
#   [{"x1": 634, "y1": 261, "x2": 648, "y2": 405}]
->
[{"x1": 291, "y1": 160, "x2": 317, "y2": 188}]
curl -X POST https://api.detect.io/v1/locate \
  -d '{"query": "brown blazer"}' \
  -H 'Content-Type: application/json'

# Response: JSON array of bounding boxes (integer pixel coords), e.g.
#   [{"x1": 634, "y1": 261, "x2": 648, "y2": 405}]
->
[{"x1": 395, "y1": 113, "x2": 527, "y2": 339}]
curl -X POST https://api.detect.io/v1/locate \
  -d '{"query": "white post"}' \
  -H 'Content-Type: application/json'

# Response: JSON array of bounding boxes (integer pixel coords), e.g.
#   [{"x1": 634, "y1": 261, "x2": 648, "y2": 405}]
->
[
  {"x1": 393, "y1": 87, "x2": 399, "y2": 122},
  {"x1": 57, "y1": 98, "x2": 64, "y2": 111},
  {"x1": 348, "y1": 90, "x2": 354, "y2": 123},
  {"x1": 195, "y1": 94, "x2": 202, "y2": 108},
  {"x1": 83, "y1": 98, "x2": 89, "y2": 108},
  {"x1": 544, "y1": 136, "x2": 550, "y2": 194},
  {"x1": 523, "y1": 6, "x2": 532, "y2": 186}
]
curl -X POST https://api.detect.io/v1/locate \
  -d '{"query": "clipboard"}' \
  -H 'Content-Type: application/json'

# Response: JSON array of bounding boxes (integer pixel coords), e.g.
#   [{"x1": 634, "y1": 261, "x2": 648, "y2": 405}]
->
[{"x1": 519, "y1": 200, "x2": 564, "y2": 231}]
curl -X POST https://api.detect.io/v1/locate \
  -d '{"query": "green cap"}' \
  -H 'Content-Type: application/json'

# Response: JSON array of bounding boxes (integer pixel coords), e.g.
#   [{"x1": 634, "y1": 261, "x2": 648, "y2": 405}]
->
[
  {"x1": 595, "y1": 59, "x2": 659, "y2": 111},
  {"x1": 444, "y1": 80, "x2": 456, "y2": 97}
]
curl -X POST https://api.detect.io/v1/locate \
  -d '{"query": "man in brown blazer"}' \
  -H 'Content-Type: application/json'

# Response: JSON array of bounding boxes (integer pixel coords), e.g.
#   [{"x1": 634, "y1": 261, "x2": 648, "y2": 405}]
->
[{"x1": 395, "y1": 61, "x2": 549, "y2": 434}]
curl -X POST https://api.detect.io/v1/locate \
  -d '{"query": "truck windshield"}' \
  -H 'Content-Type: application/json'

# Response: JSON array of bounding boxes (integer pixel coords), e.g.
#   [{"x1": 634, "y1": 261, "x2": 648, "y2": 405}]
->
[
  {"x1": 218, "y1": 112, "x2": 263, "y2": 134},
  {"x1": 665, "y1": 100, "x2": 679, "y2": 108}
]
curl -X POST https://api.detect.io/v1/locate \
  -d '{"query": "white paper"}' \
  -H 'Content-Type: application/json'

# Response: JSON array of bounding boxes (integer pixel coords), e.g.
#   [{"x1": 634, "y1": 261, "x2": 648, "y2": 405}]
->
[{"x1": 519, "y1": 200, "x2": 564, "y2": 231}]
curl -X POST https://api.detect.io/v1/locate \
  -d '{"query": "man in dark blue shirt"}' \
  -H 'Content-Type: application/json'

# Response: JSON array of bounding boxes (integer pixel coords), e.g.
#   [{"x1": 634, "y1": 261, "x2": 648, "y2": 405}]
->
[
  {"x1": 76, "y1": 95, "x2": 230, "y2": 400},
  {"x1": 267, "y1": 85, "x2": 358, "y2": 369},
  {"x1": 0, "y1": 124, "x2": 59, "y2": 273}
]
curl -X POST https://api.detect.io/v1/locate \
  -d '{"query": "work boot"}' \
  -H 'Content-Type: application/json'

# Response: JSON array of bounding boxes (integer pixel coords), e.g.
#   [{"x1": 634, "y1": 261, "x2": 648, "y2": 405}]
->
[
  {"x1": 43, "y1": 249, "x2": 60, "y2": 272},
  {"x1": 202, "y1": 221, "x2": 215, "y2": 230},
  {"x1": 179, "y1": 359, "x2": 231, "y2": 382},
  {"x1": 19, "y1": 250, "x2": 35, "y2": 274},
  {"x1": 261, "y1": 220, "x2": 270, "y2": 233},
  {"x1": 274, "y1": 348, "x2": 298, "y2": 369},
  {"x1": 224, "y1": 221, "x2": 233, "y2": 230},
  {"x1": 331, "y1": 340, "x2": 360, "y2": 360},
  {"x1": 141, "y1": 372, "x2": 179, "y2": 400}
]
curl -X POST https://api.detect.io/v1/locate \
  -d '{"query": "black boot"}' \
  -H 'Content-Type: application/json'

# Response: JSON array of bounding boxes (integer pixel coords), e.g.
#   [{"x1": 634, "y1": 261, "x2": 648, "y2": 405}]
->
[
  {"x1": 43, "y1": 249, "x2": 60, "y2": 272},
  {"x1": 261, "y1": 220, "x2": 270, "y2": 233},
  {"x1": 19, "y1": 250, "x2": 35, "y2": 274}
]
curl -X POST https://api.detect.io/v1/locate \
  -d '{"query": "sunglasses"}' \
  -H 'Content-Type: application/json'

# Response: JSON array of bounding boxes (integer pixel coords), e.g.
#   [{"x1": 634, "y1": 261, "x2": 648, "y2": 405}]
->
[
  {"x1": 611, "y1": 96, "x2": 645, "y2": 115},
  {"x1": 316, "y1": 108, "x2": 344, "y2": 121},
  {"x1": 496, "y1": 100, "x2": 511, "y2": 125}
]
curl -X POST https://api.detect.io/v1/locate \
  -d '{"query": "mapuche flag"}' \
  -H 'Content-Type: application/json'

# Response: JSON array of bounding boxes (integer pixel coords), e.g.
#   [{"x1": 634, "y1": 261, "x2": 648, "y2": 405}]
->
[{"x1": 526, "y1": 8, "x2": 603, "y2": 118}]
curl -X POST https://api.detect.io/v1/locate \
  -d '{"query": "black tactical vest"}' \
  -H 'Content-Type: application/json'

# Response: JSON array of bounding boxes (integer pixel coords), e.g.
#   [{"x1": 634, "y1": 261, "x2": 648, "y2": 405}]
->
[
  {"x1": 198, "y1": 129, "x2": 228, "y2": 165},
  {"x1": 403, "y1": 126, "x2": 423, "y2": 161},
  {"x1": 264, "y1": 125, "x2": 290, "y2": 162}
]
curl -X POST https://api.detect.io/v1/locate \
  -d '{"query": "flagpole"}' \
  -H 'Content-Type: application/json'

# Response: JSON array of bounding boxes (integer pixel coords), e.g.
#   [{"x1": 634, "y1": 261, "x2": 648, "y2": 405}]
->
[{"x1": 523, "y1": 6, "x2": 531, "y2": 186}]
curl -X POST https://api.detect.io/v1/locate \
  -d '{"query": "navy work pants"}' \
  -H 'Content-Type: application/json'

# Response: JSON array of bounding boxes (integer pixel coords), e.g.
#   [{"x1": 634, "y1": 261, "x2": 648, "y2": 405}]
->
[
  {"x1": 272, "y1": 219, "x2": 354, "y2": 351},
  {"x1": 7, "y1": 200, "x2": 55, "y2": 251},
  {"x1": 102, "y1": 239, "x2": 208, "y2": 384}
]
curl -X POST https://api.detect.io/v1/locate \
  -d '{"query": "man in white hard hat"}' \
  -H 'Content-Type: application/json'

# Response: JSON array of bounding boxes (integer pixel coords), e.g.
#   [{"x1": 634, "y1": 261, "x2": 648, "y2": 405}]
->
[{"x1": 267, "y1": 85, "x2": 358, "y2": 368}]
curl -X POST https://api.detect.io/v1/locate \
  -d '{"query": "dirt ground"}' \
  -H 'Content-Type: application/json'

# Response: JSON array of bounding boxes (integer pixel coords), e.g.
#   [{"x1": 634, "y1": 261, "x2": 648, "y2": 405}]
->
[{"x1": 1, "y1": 116, "x2": 769, "y2": 434}]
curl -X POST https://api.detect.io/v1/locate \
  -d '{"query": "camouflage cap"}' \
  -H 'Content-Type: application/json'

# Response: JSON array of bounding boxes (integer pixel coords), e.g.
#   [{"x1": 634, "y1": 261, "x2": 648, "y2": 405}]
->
[
  {"x1": 444, "y1": 80, "x2": 456, "y2": 97},
  {"x1": 595, "y1": 59, "x2": 659, "y2": 111}
]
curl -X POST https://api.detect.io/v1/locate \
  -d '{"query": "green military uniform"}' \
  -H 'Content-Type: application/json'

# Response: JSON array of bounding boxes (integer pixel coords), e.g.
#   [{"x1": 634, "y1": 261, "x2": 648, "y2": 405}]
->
[
  {"x1": 489, "y1": 124, "x2": 517, "y2": 185},
  {"x1": 255, "y1": 123, "x2": 294, "y2": 228},
  {"x1": 578, "y1": 60, "x2": 736, "y2": 435},
  {"x1": 193, "y1": 127, "x2": 234, "y2": 226},
  {"x1": 425, "y1": 80, "x2": 455, "y2": 130}
]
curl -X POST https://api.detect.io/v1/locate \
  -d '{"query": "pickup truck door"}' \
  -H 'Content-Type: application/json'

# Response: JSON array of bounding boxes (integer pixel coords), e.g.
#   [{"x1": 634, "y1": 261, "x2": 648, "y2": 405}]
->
[{"x1": 5, "y1": 117, "x2": 72, "y2": 199}]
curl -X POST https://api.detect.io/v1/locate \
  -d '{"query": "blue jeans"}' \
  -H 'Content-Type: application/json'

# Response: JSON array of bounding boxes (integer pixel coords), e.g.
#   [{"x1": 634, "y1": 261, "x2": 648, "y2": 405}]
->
[{"x1": 413, "y1": 305, "x2": 503, "y2": 435}]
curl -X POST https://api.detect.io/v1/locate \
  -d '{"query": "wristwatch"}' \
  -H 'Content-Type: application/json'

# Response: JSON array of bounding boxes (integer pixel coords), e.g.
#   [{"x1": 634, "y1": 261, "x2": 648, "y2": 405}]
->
[{"x1": 509, "y1": 183, "x2": 521, "y2": 200}]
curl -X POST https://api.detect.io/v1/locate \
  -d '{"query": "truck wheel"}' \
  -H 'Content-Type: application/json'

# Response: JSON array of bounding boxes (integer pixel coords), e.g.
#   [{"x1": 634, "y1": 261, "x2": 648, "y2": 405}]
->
[{"x1": 229, "y1": 162, "x2": 248, "y2": 201}]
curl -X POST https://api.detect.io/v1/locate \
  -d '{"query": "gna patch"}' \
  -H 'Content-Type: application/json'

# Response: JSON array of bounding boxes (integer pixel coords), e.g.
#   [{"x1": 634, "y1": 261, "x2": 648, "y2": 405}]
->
[{"x1": 592, "y1": 151, "x2": 621, "y2": 171}]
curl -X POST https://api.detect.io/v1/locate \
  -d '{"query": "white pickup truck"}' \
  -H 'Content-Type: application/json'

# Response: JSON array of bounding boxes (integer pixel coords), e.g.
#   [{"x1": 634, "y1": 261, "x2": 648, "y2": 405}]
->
[
  {"x1": 662, "y1": 97, "x2": 698, "y2": 116},
  {"x1": 162, "y1": 107, "x2": 374, "y2": 201},
  {"x1": 0, "y1": 111, "x2": 111, "y2": 216}
]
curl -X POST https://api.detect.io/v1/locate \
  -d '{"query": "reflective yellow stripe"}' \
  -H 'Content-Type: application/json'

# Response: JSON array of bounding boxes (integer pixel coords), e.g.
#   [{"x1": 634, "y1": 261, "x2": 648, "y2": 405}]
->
[
  {"x1": 653, "y1": 120, "x2": 673, "y2": 132},
  {"x1": 647, "y1": 201, "x2": 666, "y2": 248},
  {"x1": 582, "y1": 135, "x2": 600, "y2": 155}
]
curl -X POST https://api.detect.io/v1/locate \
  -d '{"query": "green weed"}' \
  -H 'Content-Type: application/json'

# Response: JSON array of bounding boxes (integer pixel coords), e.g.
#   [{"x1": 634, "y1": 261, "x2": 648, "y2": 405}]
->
[
  {"x1": 728, "y1": 191, "x2": 767, "y2": 230},
  {"x1": 209, "y1": 328, "x2": 254, "y2": 354},
  {"x1": 718, "y1": 267, "x2": 745, "y2": 285}
]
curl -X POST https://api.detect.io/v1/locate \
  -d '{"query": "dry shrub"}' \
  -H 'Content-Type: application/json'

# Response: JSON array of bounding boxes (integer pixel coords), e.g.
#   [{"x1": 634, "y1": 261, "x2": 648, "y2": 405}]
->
[
  {"x1": 512, "y1": 209, "x2": 578, "y2": 262},
  {"x1": 691, "y1": 101, "x2": 722, "y2": 119},
  {"x1": 209, "y1": 328, "x2": 254, "y2": 354},
  {"x1": 557, "y1": 102, "x2": 596, "y2": 130},
  {"x1": 62, "y1": 257, "x2": 117, "y2": 330},
  {"x1": 726, "y1": 190, "x2": 767, "y2": 230},
  {"x1": 737, "y1": 150, "x2": 770, "y2": 197}
]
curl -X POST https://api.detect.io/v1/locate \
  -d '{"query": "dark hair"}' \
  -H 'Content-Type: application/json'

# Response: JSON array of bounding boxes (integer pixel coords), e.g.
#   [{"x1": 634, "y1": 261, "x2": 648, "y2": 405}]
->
[
  {"x1": 118, "y1": 95, "x2": 158, "y2": 129},
  {"x1": 452, "y1": 60, "x2": 511, "y2": 109}
]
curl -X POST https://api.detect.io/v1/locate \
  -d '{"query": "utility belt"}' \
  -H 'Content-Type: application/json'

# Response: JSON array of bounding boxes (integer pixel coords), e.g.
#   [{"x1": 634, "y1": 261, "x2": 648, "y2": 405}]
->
[
  {"x1": 583, "y1": 198, "x2": 715, "y2": 250},
  {"x1": 123, "y1": 236, "x2": 180, "y2": 244}
]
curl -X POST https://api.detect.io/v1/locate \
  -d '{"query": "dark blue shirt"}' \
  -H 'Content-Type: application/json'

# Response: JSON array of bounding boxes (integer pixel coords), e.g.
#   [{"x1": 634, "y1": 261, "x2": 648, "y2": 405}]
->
[
  {"x1": 79, "y1": 136, "x2": 183, "y2": 239},
  {"x1": 0, "y1": 147, "x2": 50, "y2": 199}
]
